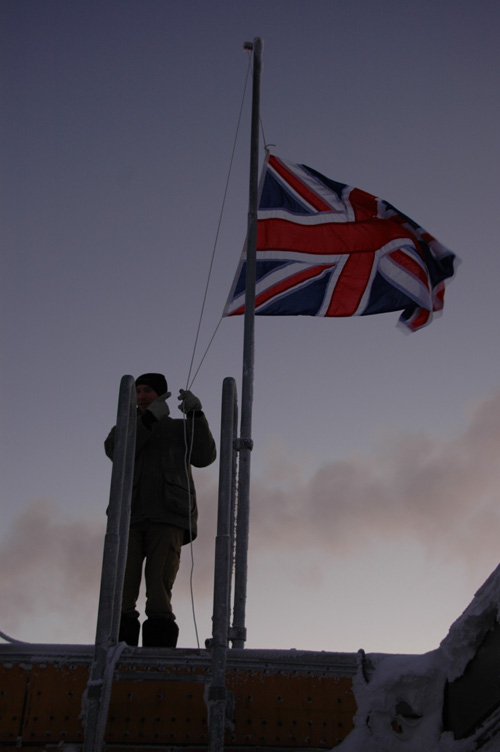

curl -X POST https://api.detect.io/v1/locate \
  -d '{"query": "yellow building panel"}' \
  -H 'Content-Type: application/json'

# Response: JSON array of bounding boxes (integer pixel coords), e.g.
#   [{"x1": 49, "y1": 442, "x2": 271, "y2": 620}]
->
[
  {"x1": 106, "y1": 673, "x2": 210, "y2": 745},
  {"x1": 0, "y1": 664, "x2": 29, "y2": 743},
  {"x1": 227, "y1": 670, "x2": 355, "y2": 748},
  {"x1": 20, "y1": 663, "x2": 88, "y2": 744},
  {"x1": 1, "y1": 654, "x2": 357, "y2": 749},
  {"x1": 105, "y1": 663, "x2": 355, "y2": 748}
]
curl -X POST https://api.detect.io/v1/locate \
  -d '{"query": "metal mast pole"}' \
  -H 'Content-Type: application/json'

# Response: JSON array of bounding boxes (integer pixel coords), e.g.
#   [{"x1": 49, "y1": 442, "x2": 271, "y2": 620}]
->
[{"x1": 232, "y1": 37, "x2": 262, "y2": 649}]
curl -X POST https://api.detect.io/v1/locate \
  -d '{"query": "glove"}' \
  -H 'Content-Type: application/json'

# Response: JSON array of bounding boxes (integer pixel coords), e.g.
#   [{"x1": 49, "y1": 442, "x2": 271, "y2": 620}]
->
[
  {"x1": 146, "y1": 392, "x2": 171, "y2": 420},
  {"x1": 178, "y1": 389, "x2": 202, "y2": 414}
]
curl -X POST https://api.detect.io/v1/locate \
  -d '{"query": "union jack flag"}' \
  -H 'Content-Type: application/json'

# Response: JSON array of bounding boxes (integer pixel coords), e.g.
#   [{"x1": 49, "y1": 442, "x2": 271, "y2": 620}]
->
[{"x1": 223, "y1": 154, "x2": 456, "y2": 332}]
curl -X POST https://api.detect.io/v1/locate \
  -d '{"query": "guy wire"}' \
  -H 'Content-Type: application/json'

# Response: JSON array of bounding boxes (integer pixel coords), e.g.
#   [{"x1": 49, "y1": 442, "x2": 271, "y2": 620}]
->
[
  {"x1": 187, "y1": 83, "x2": 270, "y2": 391},
  {"x1": 185, "y1": 51, "x2": 253, "y2": 391}
]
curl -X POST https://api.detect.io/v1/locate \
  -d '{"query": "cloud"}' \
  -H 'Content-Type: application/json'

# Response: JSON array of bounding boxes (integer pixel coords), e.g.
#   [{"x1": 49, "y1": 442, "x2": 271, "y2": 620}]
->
[
  {"x1": 252, "y1": 392, "x2": 500, "y2": 557},
  {"x1": 195, "y1": 387, "x2": 500, "y2": 570},
  {"x1": 0, "y1": 500, "x2": 104, "y2": 643}
]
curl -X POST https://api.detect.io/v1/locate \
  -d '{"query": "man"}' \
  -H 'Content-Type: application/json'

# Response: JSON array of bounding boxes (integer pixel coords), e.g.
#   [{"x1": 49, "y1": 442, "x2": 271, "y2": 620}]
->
[{"x1": 104, "y1": 373, "x2": 216, "y2": 648}]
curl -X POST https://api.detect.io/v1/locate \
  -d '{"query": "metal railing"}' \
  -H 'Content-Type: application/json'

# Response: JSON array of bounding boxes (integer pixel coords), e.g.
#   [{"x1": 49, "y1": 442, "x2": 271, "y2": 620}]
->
[
  {"x1": 82, "y1": 375, "x2": 137, "y2": 752},
  {"x1": 208, "y1": 377, "x2": 239, "y2": 751}
]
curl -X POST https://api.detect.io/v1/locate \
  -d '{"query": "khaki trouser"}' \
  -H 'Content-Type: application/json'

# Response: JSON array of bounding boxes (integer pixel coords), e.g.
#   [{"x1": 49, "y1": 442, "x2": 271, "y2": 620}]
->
[{"x1": 121, "y1": 522, "x2": 184, "y2": 621}]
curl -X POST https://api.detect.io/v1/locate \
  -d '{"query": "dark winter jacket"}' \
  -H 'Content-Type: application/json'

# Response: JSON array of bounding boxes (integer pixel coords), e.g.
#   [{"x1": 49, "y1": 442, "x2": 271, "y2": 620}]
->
[{"x1": 104, "y1": 410, "x2": 216, "y2": 544}]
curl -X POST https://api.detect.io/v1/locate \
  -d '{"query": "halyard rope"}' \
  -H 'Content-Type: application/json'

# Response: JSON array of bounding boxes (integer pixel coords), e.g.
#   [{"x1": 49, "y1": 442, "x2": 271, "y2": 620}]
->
[
  {"x1": 182, "y1": 50, "x2": 253, "y2": 648},
  {"x1": 186, "y1": 54, "x2": 269, "y2": 392},
  {"x1": 185, "y1": 50, "x2": 252, "y2": 392}
]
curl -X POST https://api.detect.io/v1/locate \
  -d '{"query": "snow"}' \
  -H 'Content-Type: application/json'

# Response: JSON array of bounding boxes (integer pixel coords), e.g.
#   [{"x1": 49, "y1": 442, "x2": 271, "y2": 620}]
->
[
  {"x1": 340, "y1": 563, "x2": 500, "y2": 751},
  {"x1": 340, "y1": 651, "x2": 467, "y2": 751},
  {"x1": 440, "y1": 563, "x2": 500, "y2": 682}
]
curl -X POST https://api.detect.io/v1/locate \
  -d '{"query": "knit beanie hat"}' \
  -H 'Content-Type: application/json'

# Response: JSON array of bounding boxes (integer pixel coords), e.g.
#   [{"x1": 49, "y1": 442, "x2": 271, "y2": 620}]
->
[{"x1": 135, "y1": 373, "x2": 168, "y2": 396}]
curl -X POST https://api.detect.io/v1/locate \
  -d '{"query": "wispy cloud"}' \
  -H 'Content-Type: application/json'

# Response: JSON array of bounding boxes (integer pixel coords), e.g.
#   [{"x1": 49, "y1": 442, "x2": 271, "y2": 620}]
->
[
  {"x1": 0, "y1": 501, "x2": 104, "y2": 642},
  {"x1": 196, "y1": 388, "x2": 500, "y2": 567}
]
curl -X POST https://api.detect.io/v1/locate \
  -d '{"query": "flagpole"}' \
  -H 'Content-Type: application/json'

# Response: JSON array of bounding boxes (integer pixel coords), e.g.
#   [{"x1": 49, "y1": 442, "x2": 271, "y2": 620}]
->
[{"x1": 232, "y1": 37, "x2": 262, "y2": 649}]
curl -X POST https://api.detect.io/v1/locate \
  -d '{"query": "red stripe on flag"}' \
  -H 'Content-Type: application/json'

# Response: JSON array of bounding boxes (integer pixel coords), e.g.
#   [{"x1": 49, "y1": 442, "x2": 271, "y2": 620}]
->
[
  {"x1": 389, "y1": 249, "x2": 430, "y2": 290},
  {"x1": 228, "y1": 304, "x2": 245, "y2": 316},
  {"x1": 346, "y1": 187, "x2": 378, "y2": 221},
  {"x1": 269, "y1": 155, "x2": 332, "y2": 212},
  {"x1": 257, "y1": 217, "x2": 415, "y2": 256},
  {"x1": 408, "y1": 307, "x2": 430, "y2": 331},
  {"x1": 434, "y1": 285, "x2": 445, "y2": 311},
  {"x1": 325, "y1": 252, "x2": 375, "y2": 316}
]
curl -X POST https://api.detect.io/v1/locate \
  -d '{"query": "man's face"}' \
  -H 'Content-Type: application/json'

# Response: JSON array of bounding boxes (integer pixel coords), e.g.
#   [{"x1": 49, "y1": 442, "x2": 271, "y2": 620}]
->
[{"x1": 136, "y1": 384, "x2": 159, "y2": 414}]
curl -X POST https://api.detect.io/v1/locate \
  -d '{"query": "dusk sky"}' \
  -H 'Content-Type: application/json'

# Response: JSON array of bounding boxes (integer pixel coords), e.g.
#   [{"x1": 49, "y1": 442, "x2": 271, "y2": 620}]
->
[{"x1": 2, "y1": 0, "x2": 500, "y2": 656}]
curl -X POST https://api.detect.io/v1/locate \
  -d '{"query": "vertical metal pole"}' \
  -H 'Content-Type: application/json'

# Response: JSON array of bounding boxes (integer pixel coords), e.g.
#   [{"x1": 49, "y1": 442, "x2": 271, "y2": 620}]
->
[
  {"x1": 83, "y1": 375, "x2": 136, "y2": 752},
  {"x1": 94, "y1": 374, "x2": 136, "y2": 647},
  {"x1": 232, "y1": 37, "x2": 262, "y2": 649},
  {"x1": 111, "y1": 381, "x2": 137, "y2": 642},
  {"x1": 208, "y1": 377, "x2": 238, "y2": 751}
]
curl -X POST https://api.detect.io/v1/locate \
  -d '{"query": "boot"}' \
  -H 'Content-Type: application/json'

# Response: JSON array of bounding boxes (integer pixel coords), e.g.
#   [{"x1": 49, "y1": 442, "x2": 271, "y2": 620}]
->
[
  {"x1": 118, "y1": 613, "x2": 140, "y2": 646},
  {"x1": 142, "y1": 617, "x2": 179, "y2": 648}
]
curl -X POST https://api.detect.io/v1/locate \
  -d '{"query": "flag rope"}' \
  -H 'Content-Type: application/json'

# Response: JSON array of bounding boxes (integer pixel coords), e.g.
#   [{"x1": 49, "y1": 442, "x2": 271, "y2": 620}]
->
[
  {"x1": 185, "y1": 50, "x2": 253, "y2": 392},
  {"x1": 181, "y1": 48, "x2": 254, "y2": 649}
]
